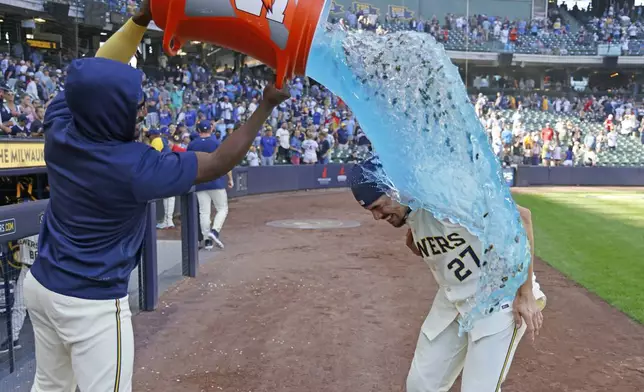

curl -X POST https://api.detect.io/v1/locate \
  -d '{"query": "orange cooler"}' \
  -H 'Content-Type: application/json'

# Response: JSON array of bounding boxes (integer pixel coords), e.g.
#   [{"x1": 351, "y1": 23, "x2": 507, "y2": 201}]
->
[{"x1": 151, "y1": 0, "x2": 328, "y2": 88}]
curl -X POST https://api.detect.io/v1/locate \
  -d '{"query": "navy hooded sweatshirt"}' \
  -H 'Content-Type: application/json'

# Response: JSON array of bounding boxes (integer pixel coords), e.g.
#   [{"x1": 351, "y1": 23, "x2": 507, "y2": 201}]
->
[{"x1": 30, "y1": 58, "x2": 198, "y2": 300}]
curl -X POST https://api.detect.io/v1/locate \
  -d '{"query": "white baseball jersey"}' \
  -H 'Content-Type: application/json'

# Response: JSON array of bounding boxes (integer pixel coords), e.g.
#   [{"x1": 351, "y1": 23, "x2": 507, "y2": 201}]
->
[
  {"x1": 407, "y1": 208, "x2": 544, "y2": 342},
  {"x1": 18, "y1": 235, "x2": 39, "y2": 266}
]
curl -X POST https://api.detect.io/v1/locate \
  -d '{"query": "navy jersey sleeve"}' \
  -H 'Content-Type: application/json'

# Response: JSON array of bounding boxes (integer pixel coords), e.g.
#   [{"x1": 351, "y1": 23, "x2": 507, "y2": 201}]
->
[
  {"x1": 131, "y1": 149, "x2": 198, "y2": 202},
  {"x1": 43, "y1": 91, "x2": 72, "y2": 133}
]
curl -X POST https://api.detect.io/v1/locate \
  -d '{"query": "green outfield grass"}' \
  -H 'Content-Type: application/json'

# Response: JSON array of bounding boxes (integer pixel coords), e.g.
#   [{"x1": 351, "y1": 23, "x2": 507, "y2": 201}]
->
[{"x1": 513, "y1": 189, "x2": 644, "y2": 323}]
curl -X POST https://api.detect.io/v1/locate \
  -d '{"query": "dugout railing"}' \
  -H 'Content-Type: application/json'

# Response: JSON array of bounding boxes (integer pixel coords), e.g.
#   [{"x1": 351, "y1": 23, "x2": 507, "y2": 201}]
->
[{"x1": 0, "y1": 192, "x2": 201, "y2": 379}]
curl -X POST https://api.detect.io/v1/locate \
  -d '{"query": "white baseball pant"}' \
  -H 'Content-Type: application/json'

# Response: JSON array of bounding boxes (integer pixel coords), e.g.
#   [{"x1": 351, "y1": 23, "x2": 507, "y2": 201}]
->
[
  {"x1": 196, "y1": 189, "x2": 228, "y2": 239},
  {"x1": 406, "y1": 319, "x2": 526, "y2": 392},
  {"x1": 10, "y1": 267, "x2": 28, "y2": 341},
  {"x1": 163, "y1": 196, "x2": 176, "y2": 226},
  {"x1": 24, "y1": 271, "x2": 133, "y2": 392}
]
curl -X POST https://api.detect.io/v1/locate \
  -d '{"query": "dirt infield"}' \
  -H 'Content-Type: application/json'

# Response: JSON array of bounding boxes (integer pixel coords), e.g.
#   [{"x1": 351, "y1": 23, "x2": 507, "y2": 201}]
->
[{"x1": 133, "y1": 189, "x2": 644, "y2": 392}]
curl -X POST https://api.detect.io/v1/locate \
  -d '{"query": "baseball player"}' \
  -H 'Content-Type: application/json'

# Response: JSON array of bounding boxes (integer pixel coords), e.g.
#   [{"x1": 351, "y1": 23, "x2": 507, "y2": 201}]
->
[
  {"x1": 188, "y1": 120, "x2": 233, "y2": 250},
  {"x1": 350, "y1": 160, "x2": 546, "y2": 392},
  {"x1": 0, "y1": 234, "x2": 38, "y2": 353},
  {"x1": 21, "y1": 1, "x2": 290, "y2": 390}
]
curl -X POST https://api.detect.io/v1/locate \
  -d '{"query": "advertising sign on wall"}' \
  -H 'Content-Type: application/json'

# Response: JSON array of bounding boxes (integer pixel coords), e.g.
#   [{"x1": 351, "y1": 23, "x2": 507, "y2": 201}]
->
[
  {"x1": 353, "y1": 2, "x2": 379, "y2": 15},
  {"x1": 0, "y1": 142, "x2": 45, "y2": 169},
  {"x1": 317, "y1": 166, "x2": 332, "y2": 186},
  {"x1": 388, "y1": 5, "x2": 414, "y2": 19},
  {"x1": 503, "y1": 167, "x2": 516, "y2": 187}
]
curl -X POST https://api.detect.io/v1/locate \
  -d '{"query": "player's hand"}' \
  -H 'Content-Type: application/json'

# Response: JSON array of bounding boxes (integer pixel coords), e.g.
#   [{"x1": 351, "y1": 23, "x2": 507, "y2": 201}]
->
[
  {"x1": 406, "y1": 229, "x2": 421, "y2": 257},
  {"x1": 133, "y1": 0, "x2": 152, "y2": 26},
  {"x1": 512, "y1": 289, "x2": 543, "y2": 343},
  {"x1": 228, "y1": 178, "x2": 234, "y2": 189},
  {"x1": 262, "y1": 84, "x2": 290, "y2": 108}
]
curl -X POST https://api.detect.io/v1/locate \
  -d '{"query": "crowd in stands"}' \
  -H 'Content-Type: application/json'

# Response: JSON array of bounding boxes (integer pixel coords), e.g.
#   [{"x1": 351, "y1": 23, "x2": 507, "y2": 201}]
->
[
  {"x1": 1, "y1": 47, "x2": 643, "y2": 168},
  {"x1": 476, "y1": 91, "x2": 644, "y2": 167},
  {"x1": 139, "y1": 63, "x2": 373, "y2": 166},
  {"x1": 0, "y1": 55, "x2": 65, "y2": 137},
  {"x1": 0, "y1": 5, "x2": 642, "y2": 168},
  {"x1": 335, "y1": 1, "x2": 644, "y2": 56}
]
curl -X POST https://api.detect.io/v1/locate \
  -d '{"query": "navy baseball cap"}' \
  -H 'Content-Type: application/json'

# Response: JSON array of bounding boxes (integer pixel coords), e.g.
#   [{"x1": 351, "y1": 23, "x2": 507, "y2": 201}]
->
[
  {"x1": 197, "y1": 120, "x2": 211, "y2": 132},
  {"x1": 148, "y1": 128, "x2": 160, "y2": 136},
  {"x1": 350, "y1": 158, "x2": 387, "y2": 208}
]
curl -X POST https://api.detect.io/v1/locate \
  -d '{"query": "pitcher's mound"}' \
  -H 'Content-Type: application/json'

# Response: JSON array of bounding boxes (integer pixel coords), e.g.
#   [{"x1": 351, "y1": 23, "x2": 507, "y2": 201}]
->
[{"x1": 267, "y1": 219, "x2": 361, "y2": 229}]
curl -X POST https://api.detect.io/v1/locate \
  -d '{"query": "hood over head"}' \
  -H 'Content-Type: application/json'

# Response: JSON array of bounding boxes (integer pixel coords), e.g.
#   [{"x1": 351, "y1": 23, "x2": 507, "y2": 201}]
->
[{"x1": 65, "y1": 57, "x2": 144, "y2": 142}]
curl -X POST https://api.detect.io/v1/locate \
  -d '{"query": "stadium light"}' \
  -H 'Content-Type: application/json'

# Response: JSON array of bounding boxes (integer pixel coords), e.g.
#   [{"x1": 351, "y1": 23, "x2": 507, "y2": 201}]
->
[
  {"x1": 34, "y1": 17, "x2": 46, "y2": 23},
  {"x1": 610, "y1": 73, "x2": 619, "y2": 78}
]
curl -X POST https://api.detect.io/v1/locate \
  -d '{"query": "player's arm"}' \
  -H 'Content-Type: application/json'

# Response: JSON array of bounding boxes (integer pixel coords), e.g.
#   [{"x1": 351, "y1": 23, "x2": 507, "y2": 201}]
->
[
  {"x1": 517, "y1": 204, "x2": 534, "y2": 293},
  {"x1": 95, "y1": 0, "x2": 151, "y2": 64},
  {"x1": 513, "y1": 204, "x2": 543, "y2": 341},
  {"x1": 193, "y1": 85, "x2": 289, "y2": 184}
]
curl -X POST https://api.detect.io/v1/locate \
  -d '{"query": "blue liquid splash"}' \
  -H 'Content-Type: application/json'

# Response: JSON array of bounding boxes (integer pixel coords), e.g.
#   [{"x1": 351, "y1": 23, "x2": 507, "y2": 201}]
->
[{"x1": 305, "y1": 2, "x2": 530, "y2": 333}]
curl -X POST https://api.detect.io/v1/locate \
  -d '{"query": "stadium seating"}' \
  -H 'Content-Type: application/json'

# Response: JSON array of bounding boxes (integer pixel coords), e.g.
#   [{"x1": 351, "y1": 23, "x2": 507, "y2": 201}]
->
[{"x1": 496, "y1": 109, "x2": 644, "y2": 166}]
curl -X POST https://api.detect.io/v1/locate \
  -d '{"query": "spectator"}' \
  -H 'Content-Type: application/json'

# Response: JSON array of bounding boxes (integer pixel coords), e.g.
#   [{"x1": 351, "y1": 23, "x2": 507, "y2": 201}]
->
[
  {"x1": 29, "y1": 106, "x2": 44, "y2": 137},
  {"x1": 583, "y1": 148, "x2": 598, "y2": 166},
  {"x1": 607, "y1": 129, "x2": 618, "y2": 150},
  {"x1": 317, "y1": 129, "x2": 332, "y2": 164},
  {"x1": 20, "y1": 93, "x2": 34, "y2": 114},
  {"x1": 563, "y1": 145, "x2": 574, "y2": 166},
  {"x1": 246, "y1": 145, "x2": 260, "y2": 167},
  {"x1": 522, "y1": 133, "x2": 533, "y2": 165},
  {"x1": 10, "y1": 115, "x2": 29, "y2": 137},
  {"x1": 302, "y1": 132, "x2": 319, "y2": 164},
  {"x1": 596, "y1": 130, "x2": 605, "y2": 153},
  {"x1": 25, "y1": 75, "x2": 38, "y2": 99},
  {"x1": 290, "y1": 129, "x2": 302, "y2": 165},
  {"x1": 604, "y1": 114, "x2": 614, "y2": 132},
  {"x1": 501, "y1": 126, "x2": 513, "y2": 150},
  {"x1": 260, "y1": 127, "x2": 277, "y2": 166},
  {"x1": 552, "y1": 141, "x2": 562, "y2": 166},
  {"x1": 168, "y1": 134, "x2": 186, "y2": 152},
  {"x1": 219, "y1": 96, "x2": 234, "y2": 125},
  {"x1": 5, "y1": 89, "x2": 19, "y2": 119},
  {"x1": 541, "y1": 123, "x2": 554, "y2": 143},
  {"x1": 275, "y1": 123, "x2": 290, "y2": 161},
  {"x1": 335, "y1": 123, "x2": 350, "y2": 150},
  {"x1": 584, "y1": 132, "x2": 596, "y2": 150}
]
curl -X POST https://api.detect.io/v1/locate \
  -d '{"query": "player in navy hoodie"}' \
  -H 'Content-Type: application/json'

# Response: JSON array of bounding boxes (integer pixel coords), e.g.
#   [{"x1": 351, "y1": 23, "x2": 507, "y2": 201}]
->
[{"x1": 22, "y1": 1, "x2": 290, "y2": 390}]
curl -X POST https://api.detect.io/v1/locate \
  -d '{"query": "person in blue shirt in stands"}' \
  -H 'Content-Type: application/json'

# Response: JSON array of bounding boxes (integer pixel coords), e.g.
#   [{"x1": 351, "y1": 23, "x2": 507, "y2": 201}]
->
[
  {"x1": 184, "y1": 103, "x2": 198, "y2": 130},
  {"x1": 188, "y1": 120, "x2": 232, "y2": 249},
  {"x1": 10, "y1": 114, "x2": 29, "y2": 137},
  {"x1": 158, "y1": 104, "x2": 173, "y2": 127},
  {"x1": 260, "y1": 127, "x2": 277, "y2": 166},
  {"x1": 335, "y1": 123, "x2": 350, "y2": 151},
  {"x1": 21, "y1": 1, "x2": 290, "y2": 390}
]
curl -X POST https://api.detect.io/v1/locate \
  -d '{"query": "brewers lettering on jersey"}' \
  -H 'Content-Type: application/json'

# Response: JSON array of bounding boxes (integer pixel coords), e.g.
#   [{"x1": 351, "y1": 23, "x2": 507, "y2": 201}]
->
[{"x1": 350, "y1": 161, "x2": 545, "y2": 392}]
